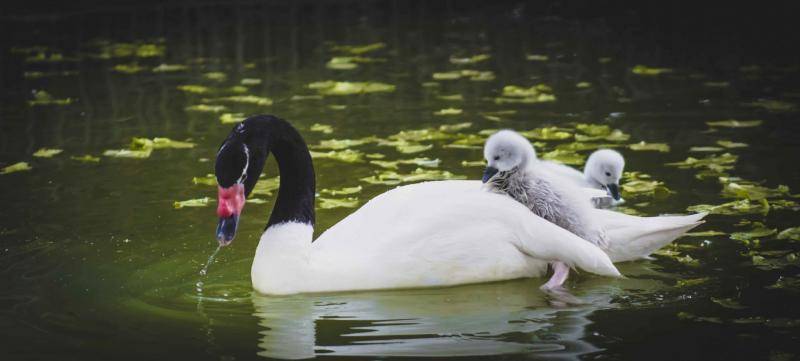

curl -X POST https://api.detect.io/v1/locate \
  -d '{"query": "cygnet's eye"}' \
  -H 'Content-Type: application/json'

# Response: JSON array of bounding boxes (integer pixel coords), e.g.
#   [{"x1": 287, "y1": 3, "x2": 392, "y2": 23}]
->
[
  {"x1": 493, "y1": 156, "x2": 500, "y2": 161},
  {"x1": 605, "y1": 171, "x2": 611, "y2": 177}
]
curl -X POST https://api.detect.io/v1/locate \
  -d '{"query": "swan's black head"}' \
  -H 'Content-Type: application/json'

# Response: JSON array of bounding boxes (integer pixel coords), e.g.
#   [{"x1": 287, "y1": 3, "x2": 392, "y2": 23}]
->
[{"x1": 213, "y1": 114, "x2": 315, "y2": 246}]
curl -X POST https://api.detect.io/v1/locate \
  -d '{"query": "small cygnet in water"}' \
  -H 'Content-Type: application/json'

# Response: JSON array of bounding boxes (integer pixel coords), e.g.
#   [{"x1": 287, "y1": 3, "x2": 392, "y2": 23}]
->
[{"x1": 482, "y1": 129, "x2": 608, "y2": 290}]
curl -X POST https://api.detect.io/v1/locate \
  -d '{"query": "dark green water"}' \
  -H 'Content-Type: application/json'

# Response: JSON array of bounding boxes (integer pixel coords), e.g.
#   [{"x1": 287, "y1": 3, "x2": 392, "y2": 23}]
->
[{"x1": 2, "y1": 1, "x2": 799, "y2": 360}]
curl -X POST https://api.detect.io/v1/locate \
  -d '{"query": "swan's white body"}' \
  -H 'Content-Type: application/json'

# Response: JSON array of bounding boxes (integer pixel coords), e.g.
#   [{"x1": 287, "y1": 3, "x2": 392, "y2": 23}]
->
[{"x1": 252, "y1": 181, "x2": 621, "y2": 295}]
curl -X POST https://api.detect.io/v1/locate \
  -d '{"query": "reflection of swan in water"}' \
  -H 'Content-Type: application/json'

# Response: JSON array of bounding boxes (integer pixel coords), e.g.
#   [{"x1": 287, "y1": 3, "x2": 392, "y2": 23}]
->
[{"x1": 252, "y1": 263, "x2": 668, "y2": 359}]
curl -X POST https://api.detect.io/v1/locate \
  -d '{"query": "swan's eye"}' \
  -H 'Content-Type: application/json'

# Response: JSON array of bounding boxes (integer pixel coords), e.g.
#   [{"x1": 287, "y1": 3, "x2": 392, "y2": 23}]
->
[
  {"x1": 493, "y1": 156, "x2": 500, "y2": 161},
  {"x1": 605, "y1": 172, "x2": 611, "y2": 177}
]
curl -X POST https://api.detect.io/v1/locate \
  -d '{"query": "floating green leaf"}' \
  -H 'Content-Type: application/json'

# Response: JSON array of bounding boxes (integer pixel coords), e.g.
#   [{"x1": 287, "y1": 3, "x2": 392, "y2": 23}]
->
[
  {"x1": 173, "y1": 197, "x2": 211, "y2": 209},
  {"x1": 576, "y1": 129, "x2": 630, "y2": 142},
  {"x1": 556, "y1": 142, "x2": 617, "y2": 152},
  {"x1": 688, "y1": 198, "x2": 770, "y2": 216},
  {"x1": 449, "y1": 54, "x2": 490, "y2": 65},
  {"x1": 203, "y1": 72, "x2": 227, "y2": 82},
  {"x1": 434, "y1": 108, "x2": 462, "y2": 116},
  {"x1": 721, "y1": 180, "x2": 789, "y2": 200},
  {"x1": 676, "y1": 277, "x2": 710, "y2": 287},
  {"x1": 309, "y1": 123, "x2": 334, "y2": 134},
  {"x1": 103, "y1": 149, "x2": 153, "y2": 159},
  {"x1": 251, "y1": 177, "x2": 280, "y2": 196},
  {"x1": 320, "y1": 186, "x2": 363, "y2": 196},
  {"x1": 308, "y1": 81, "x2": 395, "y2": 95},
  {"x1": 331, "y1": 42, "x2": 386, "y2": 55},
  {"x1": 711, "y1": 297, "x2": 747, "y2": 309},
  {"x1": 310, "y1": 149, "x2": 364, "y2": 163},
  {"x1": 71, "y1": 155, "x2": 100, "y2": 163},
  {"x1": 192, "y1": 174, "x2": 217, "y2": 186},
  {"x1": 461, "y1": 160, "x2": 485, "y2": 167},
  {"x1": 439, "y1": 122, "x2": 472, "y2": 132},
  {"x1": 690, "y1": 146, "x2": 724, "y2": 153},
  {"x1": 33, "y1": 148, "x2": 63, "y2": 158},
  {"x1": 575, "y1": 124, "x2": 611, "y2": 137},
  {"x1": 220, "y1": 113, "x2": 244, "y2": 124},
  {"x1": 313, "y1": 137, "x2": 377, "y2": 150},
  {"x1": 361, "y1": 168, "x2": 467, "y2": 185},
  {"x1": 730, "y1": 224, "x2": 777, "y2": 241},
  {"x1": 28, "y1": 90, "x2": 72, "y2": 106},
  {"x1": 767, "y1": 276, "x2": 800, "y2": 291},
  {"x1": 495, "y1": 84, "x2": 556, "y2": 104},
  {"x1": 520, "y1": 127, "x2": 572, "y2": 140},
  {"x1": 576, "y1": 82, "x2": 592, "y2": 89},
  {"x1": 437, "y1": 94, "x2": 464, "y2": 101},
  {"x1": 113, "y1": 63, "x2": 145, "y2": 74},
  {"x1": 185, "y1": 104, "x2": 228, "y2": 113},
  {"x1": 752, "y1": 252, "x2": 799, "y2": 270},
  {"x1": 1, "y1": 162, "x2": 32, "y2": 174},
  {"x1": 621, "y1": 172, "x2": 671, "y2": 199},
  {"x1": 370, "y1": 157, "x2": 440, "y2": 169},
  {"x1": 777, "y1": 227, "x2": 800, "y2": 241},
  {"x1": 629, "y1": 141, "x2": 670, "y2": 152},
  {"x1": 706, "y1": 119, "x2": 762, "y2": 128},
  {"x1": 291, "y1": 95, "x2": 324, "y2": 101},
  {"x1": 717, "y1": 140, "x2": 748, "y2": 148},
  {"x1": 526, "y1": 54, "x2": 549, "y2": 61},
  {"x1": 631, "y1": 65, "x2": 673, "y2": 76},
  {"x1": 744, "y1": 99, "x2": 795, "y2": 112},
  {"x1": 209, "y1": 95, "x2": 272, "y2": 106},
  {"x1": 540, "y1": 149, "x2": 585, "y2": 165},
  {"x1": 241, "y1": 78, "x2": 262, "y2": 86},
  {"x1": 177, "y1": 85, "x2": 212, "y2": 94},
  {"x1": 319, "y1": 197, "x2": 360, "y2": 209},
  {"x1": 685, "y1": 230, "x2": 727, "y2": 237},
  {"x1": 666, "y1": 153, "x2": 738, "y2": 173},
  {"x1": 152, "y1": 64, "x2": 188, "y2": 73},
  {"x1": 132, "y1": 137, "x2": 195, "y2": 150}
]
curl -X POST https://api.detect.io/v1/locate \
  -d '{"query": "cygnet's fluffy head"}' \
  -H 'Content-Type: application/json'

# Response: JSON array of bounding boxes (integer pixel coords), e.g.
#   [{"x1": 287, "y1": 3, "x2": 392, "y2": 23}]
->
[
  {"x1": 482, "y1": 130, "x2": 536, "y2": 182},
  {"x1": 584, "y1": 149, "x2": 625, "y2": 199}
]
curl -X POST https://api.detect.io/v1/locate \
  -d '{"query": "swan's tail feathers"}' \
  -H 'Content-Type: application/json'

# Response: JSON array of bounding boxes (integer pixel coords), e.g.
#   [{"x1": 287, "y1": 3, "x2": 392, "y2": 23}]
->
[
  {"x1": 599, "y1": 210, "x2": 708, "y2": 263},
  {"x1": 517, "y1": 217, "x2": 621, "y2": 278}
]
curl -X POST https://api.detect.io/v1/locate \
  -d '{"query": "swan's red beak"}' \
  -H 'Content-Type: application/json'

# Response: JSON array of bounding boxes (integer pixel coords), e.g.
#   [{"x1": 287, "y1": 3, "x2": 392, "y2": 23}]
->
[{"x1": 216, "y1": 184, "x2": 245, "y2": 246}]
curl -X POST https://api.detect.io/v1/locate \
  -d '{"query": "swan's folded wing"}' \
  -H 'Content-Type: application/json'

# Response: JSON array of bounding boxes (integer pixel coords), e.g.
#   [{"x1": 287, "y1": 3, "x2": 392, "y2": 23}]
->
[{"x1": 596, "y1": 210, "x2": 707, "y2": 262}]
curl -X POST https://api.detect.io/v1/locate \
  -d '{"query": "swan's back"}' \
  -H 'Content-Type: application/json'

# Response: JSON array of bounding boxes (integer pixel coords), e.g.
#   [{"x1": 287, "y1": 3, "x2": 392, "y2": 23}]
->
[{"x1": 304, "y1": 181, "x2": 618, "y2": 293}]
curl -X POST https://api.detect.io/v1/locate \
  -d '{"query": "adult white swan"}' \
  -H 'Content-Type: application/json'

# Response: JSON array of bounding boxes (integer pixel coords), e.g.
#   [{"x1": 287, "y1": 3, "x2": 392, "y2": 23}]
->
[{"x1": 214, "y1": 115, "x2": 619, "y2": 295}]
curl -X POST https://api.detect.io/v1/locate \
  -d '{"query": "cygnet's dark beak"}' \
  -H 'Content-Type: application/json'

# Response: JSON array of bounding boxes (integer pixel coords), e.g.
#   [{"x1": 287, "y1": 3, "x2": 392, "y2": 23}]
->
[
  {"x1": 482, "y1": 166, "x2": 499, "y2": 183},
  {"x1": 606, "y1": 183, "x2": 621, "y2": 200}
]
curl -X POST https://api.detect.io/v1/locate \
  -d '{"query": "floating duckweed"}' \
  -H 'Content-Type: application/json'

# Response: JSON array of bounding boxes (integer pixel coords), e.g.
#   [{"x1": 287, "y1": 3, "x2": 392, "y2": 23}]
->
[
  {"x1": 520, "y1": 127, "x2": 572, "y2": 140},
  {"x1": 440, "y1": 122, "x2": 472, "y2": 132},
  {"x1": 192, "y1": 174, "x2": 217, "y2": 186},
  {"x1": 173, "y1": 197, "x2": 211, "y2": 209},
  {"x1": 688, "y1": 199, "x2": 770, "y2": 216},
  {"x1": 716, "y1": 140, "x2": 748, "y2": 148},
  {"x1": 730, "y1": 224, "x2": 777, "y2": 241},
  {"x1": 461, "y1": 160, "x2": 485, "y2": 167},
  {"x1": 326, "y1": 56, "x2": 385, "y2": 70},
  {"x1": 432, "y1": 72, "x2": 462, "y2": 80},
  {"x1": 666, "y1": 153, "x2": 738, "y2": 173},
  {"x1": 479, "y1": 110, "x2": 517, "y2": 122},
  {"x1": 241, "y1": 78, "x2": 262, "y2": 86},
  {"x1": 720, "y1": 179, "x2": 789, "y2": 200},
  {"x1": 313, "y1": 137, "x2": 378, "y2": 150},
  {"x1": 449, "y1": 54, "x2": 491, "y2": 65},
  {"x1": 71, "y1": 155, "x2": 100, "y2": 163},
  {"x1": 744, "y1": 99, "x2": 795, "y2": 112},
  {"x1": 576, "y1": 129, "x2": 630, "y2": 142},
  {"x1": 629, "y1": 141, "x2": 670, "y2": 152},
  {"x1": 394, "y1": 143, "x2": 433, "y2": 154},
  {"x1": 540, "y1": 149, "x2": 585, "y2": 165},
  {"x1": 366, "y1": 153, "x2": 385, "y2": 159},
  {"x1": 706, "y1": 119, "x2": 762, "y2": 128},
  {"x1": 291, "y1": 95, "x2": 324, "y2": 101},
  {"x1": 220, "y1": 113, "x2": 244, "y2": 124},
  {"x1": 185, "y1": 104, "x2": 228, "y2": 113},
  {"x1": 575, "y1": 124, "x2": 611, "y2": 136},
  {"x1": 248, "y1": 198, "x2": 269, "y2": 204},
  {"x1": 676, "y1": 277, "x2": 710, "y2": 288},
  {"x1": 446, "y1": 134, "x2": 487, "y2": 149},
  {"x1": 152, "y1": 64, "x2": 188, "y2": 72},
  {"x1": 319, "y1": 197, "x2": 360, "y2": 209},
  {"x1": 495, "y1": 84, "x2": 556, "y2": 104},
  {"x1": 320, "y1": 186, "x2": 363, "y2": 196},
  {"x1": 177, "y1": 85, "x2": 212, "y2": 94},
  {"x1": 132, "y1": 137, "x2": 196, "y2": 150},
  {"x1": 227, "y1": 86, "x2": 248, "y2": 94},
  {"x1": 631, "y1": 65, "x2": 673, "y2": 76},
  {"x1": 331, "y1": 42, "x2": 386, "y2": 55},
  {"x1": 468, "y1": 71, "x2": 495, "y2": 81},
  {"x1": 329, "y1": 105, "x2": 347, "y2": 111},
  {"x1": 690, "y1": 146, "x2": 724, "y2": 152},
  {"x1": 703, "y1": 81, "x2": 730, "y2": 88},
  {"x1": 676, "y1": 254, "x2": 700, "y2": 266},
  {"x1": 777, "y1": 227, "x2": 800, "y2": 241},
  {"x1": 310, "y1": 149, "x2": 364, "y2": 163},
  {"x1": 361, "y1": 168, "x2": 467, "y2": 185},
  {"x1": 556, "y1": 142, "x2": 616, "y2": 152},
  {"x1": 28, "y1": 90, "x2": 73, "y2": 106},
  {"x1": 103, "y1": 148, "x2": 153, "y2": 159},
  {"x1": 308, "y1": 81, "x2": 395, "y2": 95},
  {"x1": 251, "y1": 177, "x2": 280, "y2": 196},
  {"x1": 24, "y1": 70, "x2": 79, "y2": 78},
  {"x1": 685, "y1": 230, "x2": 727, "y2": 237},
  {"x1": 113, "y1": 63, "x2": 145, "y2": 74},
  {"x1": 711, "y1": 297, "x2": 747, "y2": 309},
  {"x1": 766, "y1": 276, "x2": 800, "y2": 291},
  {"x1": 437, "y1": 94, "x2": 464, "y2": 101},
  {"x1": 33, "y1": 148, "x2": 63, "y2": 158},
  {"x1": 526, "y1": 54, "x2": 549, "y2": 61},
  {"x1": 576, "y1": 82, "x2": 592, "y2": 88},
  {"x1": 1, "y1": 162, "x2": 32, "y2": 174},
  {"x1": 389, "y1": 128, "x2": 452, "y2": 142},
  {"x1": 432, "y1": 70, "x2": 495, "y2": 81},
  {"x1": 752, "y1": 252, "x2": 800, "y2": 270},
  {"x1": 210, "y1": 95, "x2": 272, "y2": 106},
  {"x1": 203, "y1": 72, "x2": 227, "y2": 82},
  {"x1": 370, "y1": 157, "x2": 440, "y2": 169},
  {"x1": 309, "y1": 124, "x2": 334, "y2": 134},
  {"x1": 434, "y1": 108, "x2": 463, "y2": 116},
  {"x1": 622, "y1": 172, "x2": 671, "y2": 199},
  {"x1": 92, "y1": 41, "x2": 166, "y2": 59},
  {"x1": 25, "y1": 52, "x2": 68, "y2": 63}
]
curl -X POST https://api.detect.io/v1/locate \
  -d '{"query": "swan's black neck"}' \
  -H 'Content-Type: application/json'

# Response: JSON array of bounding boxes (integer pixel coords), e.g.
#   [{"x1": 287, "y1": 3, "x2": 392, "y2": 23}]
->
[{"x1": 216, "y1": 115, "x2": 315, "y2": 229}]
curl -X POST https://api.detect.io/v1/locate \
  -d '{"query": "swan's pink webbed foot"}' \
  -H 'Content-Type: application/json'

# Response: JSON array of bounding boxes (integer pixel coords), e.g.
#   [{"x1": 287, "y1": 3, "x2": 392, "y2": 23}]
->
[{"x1": 540, "y1": 261, "x2": 570, "y2": 290}]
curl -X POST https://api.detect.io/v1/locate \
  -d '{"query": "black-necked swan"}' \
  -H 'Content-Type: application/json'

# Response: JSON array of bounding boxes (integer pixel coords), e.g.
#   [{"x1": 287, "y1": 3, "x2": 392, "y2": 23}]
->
[
  {"x1": 213, "y1": 115, "x2": 620, "y2": 295},
  {"x1": 480, "y1": 129, "x2": 706, "y2": 277}
]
